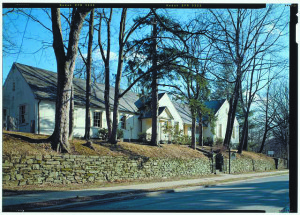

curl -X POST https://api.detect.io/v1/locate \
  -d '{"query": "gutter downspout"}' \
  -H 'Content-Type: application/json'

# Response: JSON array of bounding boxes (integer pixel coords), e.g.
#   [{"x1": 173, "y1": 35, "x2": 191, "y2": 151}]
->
[{"x1": 38, "y1": 100, "x2": 41, "y2": 134}]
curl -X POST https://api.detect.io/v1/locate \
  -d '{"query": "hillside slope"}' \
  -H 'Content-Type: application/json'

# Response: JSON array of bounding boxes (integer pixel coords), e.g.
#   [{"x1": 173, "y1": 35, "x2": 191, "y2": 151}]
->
[{"x1": 2, "y1": 131, "x2": 206, "y2": 159}]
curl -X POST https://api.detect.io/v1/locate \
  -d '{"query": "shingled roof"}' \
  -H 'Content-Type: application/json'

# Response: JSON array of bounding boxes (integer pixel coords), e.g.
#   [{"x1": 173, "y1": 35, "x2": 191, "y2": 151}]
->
[
  {"x1": 13, "y1": 62, "x2": 139, "y2": 113},
  {"x1": 173, "y1": 99, "x2": 226, "y2": 124},
  {"x1": 134, "y1": 93, "x2": 166, "y2": 109},
  {"x1": 204, "y1": 99, "x2": 226, "y2": 114},
  {"x1": 173, "y1": 102, "x2": 192, "y2": 124}
]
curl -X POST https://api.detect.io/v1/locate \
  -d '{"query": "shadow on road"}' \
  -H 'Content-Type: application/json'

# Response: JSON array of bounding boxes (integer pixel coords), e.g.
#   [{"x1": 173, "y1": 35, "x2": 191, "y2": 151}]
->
[{"x1": 3, "y1": 175, "x2": 289, "y2": 212}]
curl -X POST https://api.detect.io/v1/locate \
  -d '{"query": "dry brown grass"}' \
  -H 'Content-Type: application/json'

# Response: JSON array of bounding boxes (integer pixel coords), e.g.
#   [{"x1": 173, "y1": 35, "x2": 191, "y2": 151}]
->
[
  {"x1": 2, "y1": 131, "x2": 206, "y2": 159},
  {"x1": 201, "y1": 145, "x2": 272, "y2": 161},
  {"x1": 3, "y1": 131, "x2": 270, "y2": 160},
  {"x1": 240, "y1": 150, "x2": 274, "y2": 161},
  {"x1": 2, "y1": 132, "x2": 59, "y2": 156}
]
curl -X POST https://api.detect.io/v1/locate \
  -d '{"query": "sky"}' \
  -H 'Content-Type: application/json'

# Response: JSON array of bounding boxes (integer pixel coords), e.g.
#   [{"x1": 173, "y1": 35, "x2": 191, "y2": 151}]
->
[
  {"x1": 1, "y1": 7, "x2": 201, "y2": 89},
  {"x1": 1, "y1": 4, "x2": 292, "y2": 92}
]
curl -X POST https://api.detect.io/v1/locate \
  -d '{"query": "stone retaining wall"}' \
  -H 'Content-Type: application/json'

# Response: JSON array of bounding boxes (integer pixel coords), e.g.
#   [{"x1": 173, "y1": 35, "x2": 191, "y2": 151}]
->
[
  {"x1": 2, "y1": 154, "x2": 287, "y2": 186},
  {"x1": 223, "y1": 156, "x2": 287, "y2": 174},
  {"x1": 2, "y1": 155, "x2": 211, "y2": 186}
]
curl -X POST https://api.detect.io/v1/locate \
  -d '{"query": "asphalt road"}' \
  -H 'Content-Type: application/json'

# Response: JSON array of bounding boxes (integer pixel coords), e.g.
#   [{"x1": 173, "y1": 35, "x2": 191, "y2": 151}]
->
[{"x1": 68, "y1": 174, "x2": 289, "y2": 212}]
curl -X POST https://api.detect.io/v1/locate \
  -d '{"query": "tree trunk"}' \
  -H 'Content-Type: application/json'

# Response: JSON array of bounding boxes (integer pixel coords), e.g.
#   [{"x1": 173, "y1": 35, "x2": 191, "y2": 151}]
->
[
  {"x1": 69, "y1": 85, "x2": 74, "y2": 140},
  {"x1": 259, "y1": 122, "x2": 269, "y2": 153},
  {"x1": 198, "y1": 110, "x2": 203, "y2": 147},
  {"x1": 191, "y1": 115, "x2": 196, "y2": 150},
  {"x1": 51, "y1": 63, "x2": 73, "y2": 153},
  {"x1": 98, "y1": 9, "x2": 113, "y2": 139},
  {"x1": 243, "y1": 122, "x2": 249, "y2": 151},
  {"x1": 84, "y1": 9, "x2": 94, "y2": 141},
  {"x1": 223, "y1": 77, "x2": 240, "y2": 148},
  {"x1": 109, "y1": 9, "x2": 127, "y2": 144},
  {"x1": 224, "y1": 11, "x2": 242, "y2": 149},
  {"x1": 104, "y1": 65, "x2": 112, "y2": 138},
  {"x1": 150, "y1": 16, "x2": 159, "y2": 146},
  {"x1": 238, "y1": 117, "x2": 248, "y2": 153},
  {"x1": 50, "y1": 8, "x2": 91, "y2": 153}
]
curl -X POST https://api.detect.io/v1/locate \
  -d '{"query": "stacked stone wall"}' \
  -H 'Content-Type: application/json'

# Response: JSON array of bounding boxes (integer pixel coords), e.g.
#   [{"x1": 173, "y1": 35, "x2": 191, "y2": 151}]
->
[
  {"x1": 2, "y1": 154, "x2": 288, "y2": 186},
  {"x1": 2, "y1": 155, "x2": 211, "y2": 186},
  {"x1": 223, "y1": 157, "x2": 286, "y2": 174}
]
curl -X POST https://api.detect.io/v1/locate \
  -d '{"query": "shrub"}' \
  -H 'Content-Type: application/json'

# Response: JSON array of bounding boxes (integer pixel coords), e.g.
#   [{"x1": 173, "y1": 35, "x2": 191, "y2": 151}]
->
[
  {"x1": 203, "y1": 137, "x2": 213, "y2": 146},
  {"x1": 117, "y1": 129, "x2": 124, "y2": 139},
  {"x1": 179, "y1": 135, "x2": 192, "y2": 145},
  {"x1": 98, "y1": 128, "x2": 108, "y2": 140},
  {"x1": 172, "y1": 129, "x2": 183, "y2": 144},
  {"x1": 215, "y1": 137, "x2": 223, "y2": 146},
  {"x1": 138, "y1": 132, "x2": 150, "y2": 142}
]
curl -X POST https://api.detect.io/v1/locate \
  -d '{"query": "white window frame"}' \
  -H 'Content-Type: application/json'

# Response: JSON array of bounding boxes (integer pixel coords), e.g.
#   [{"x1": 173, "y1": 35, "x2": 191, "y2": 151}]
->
[
  {"x1": 93, "y1": 111, "x2": 102, "y2": 128},
  {"x1": 19, "y1": 104, "x2": 27, "y2": 125},
  {"x1": 232, "y1": 126, "x2": 236, "y2": 139},
  {"x1": 120, "y1": 115, "x2": 126, "y2": 129},
  {"x1": 218, "y1": 124, "x2": 222, "y2": 138},
  {"x1": 175, "y1": 122, "x2": 179, "y2": 132}
]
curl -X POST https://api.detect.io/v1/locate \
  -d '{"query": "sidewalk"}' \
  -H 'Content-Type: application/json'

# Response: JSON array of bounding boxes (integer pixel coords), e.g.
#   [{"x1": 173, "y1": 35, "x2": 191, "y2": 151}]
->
[{"x1": 2, "y1": 170, "x2": 289, "y2": 210}]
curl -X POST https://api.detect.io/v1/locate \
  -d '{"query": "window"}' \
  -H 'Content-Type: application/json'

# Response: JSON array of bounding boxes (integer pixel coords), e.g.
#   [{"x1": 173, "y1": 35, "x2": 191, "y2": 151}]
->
[
  {"x1": 218, "y1": 124, "x2": 222, "y2": 138},
  {"x1": 13, "y1": 82, "x2": 15, "y2": 91},
  {"x1": 19, "y1": 105, "x2": 26, "y2": 124},
  {"x1": 232, "y1": 126, "x2": 236, "y2": 138},
  {"x1": 175, "y1": 122, "x2": 179, "y2": 133},
  {"x1": 120, "y1": 115, "x2": 126, "y2": 129},
  {"x1": 93, "y1": 111, "x2": 102, "y2": 127},
  {"x1": 3, "y1": 109, "x2": 7, "y2": 128},
  {"x1": 3, "y1": 109, "x2": 7, "y2": 121}
]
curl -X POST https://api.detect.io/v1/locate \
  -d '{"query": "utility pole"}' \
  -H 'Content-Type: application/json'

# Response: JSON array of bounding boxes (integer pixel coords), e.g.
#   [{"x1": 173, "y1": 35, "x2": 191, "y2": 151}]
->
[{"x1": 229, "y1": 147, "x2": 231, "y2": 174}]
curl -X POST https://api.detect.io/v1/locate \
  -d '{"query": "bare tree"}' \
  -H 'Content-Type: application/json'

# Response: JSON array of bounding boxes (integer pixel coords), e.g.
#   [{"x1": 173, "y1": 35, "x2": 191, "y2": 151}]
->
[
  {"x1": 174, "y1": 37, "x2": 212, "y2": 149},
  {"x1": 83, "y1": 9, "x2": 95, "y2": 141},
  {"x1": 98, "y1": 8, "x2": 113, "y2": 139},
  {"x1": 109, "y1": 9, "x2": 153, "y2": 144},
  {"x1": 208, "y1": 5, "x2": 288, "y2": 150},
  {"x1": 49, "y1": 8, "x2": 91, "y2": 152},
  {"x1": 150, "y1": 16, "x2": 159, "y2": 146}
]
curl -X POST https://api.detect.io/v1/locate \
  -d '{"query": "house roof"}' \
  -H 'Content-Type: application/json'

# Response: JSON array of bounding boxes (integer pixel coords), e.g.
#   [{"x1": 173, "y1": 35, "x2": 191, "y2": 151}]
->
[
  {"x1": 13, "y1": 62, "x2": 139, "y2": 113},
  {"x1": 134, "y1": 93, "x2": 166, "y2": 109},
  {"x1": 139, "y1": 106, "x2": 172, "y2": 119},
  {"x1": 204, "y1": 99, "x2": 226, "y2": 114},
  {"x1": 173, "y1": 102, "x2": 192, "y2": 124},
  {"x1": 173, "y1": 99, "x2": 226, "y2": 124}
]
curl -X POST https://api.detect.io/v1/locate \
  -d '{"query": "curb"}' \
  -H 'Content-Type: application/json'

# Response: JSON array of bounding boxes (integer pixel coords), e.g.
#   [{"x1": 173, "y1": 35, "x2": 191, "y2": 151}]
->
[{"x1": 29, "y1": 190, "x2": 175, "y2": 211}]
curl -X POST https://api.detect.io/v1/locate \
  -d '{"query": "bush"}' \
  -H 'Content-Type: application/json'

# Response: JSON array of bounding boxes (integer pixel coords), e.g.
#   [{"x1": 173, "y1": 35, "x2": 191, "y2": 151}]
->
[
  {"x1": 117, "y1": 129, "x2": 124, "y2": 139},
  {"x1": 203, "y1": 137, "x2": 213, "y2": 146},
  {"x1": 98, "y1": 128, "x2": 108, "y2": 140},
  {"x1": 215, "y1": 137, "x2": 223, "y2": 146},
  {"x1": 138, "y1": 132, "x2": 150, "y2": 143},
  {"x1": 179, "y1": 135, "x2": 191, "y2": 145}
]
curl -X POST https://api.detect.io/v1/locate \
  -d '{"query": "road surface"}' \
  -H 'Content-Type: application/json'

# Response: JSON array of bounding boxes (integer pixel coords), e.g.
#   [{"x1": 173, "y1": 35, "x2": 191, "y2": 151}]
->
[{"x1": 68, "y1": 174, "x2": 289, "y2": 212}]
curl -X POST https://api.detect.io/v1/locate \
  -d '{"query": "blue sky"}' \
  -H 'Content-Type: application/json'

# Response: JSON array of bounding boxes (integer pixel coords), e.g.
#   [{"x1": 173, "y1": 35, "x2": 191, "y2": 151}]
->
[
  {"x1": 2, "y1": 7, "x2": 200, "y2": 89},
  {"x1": 2, "y1": 6, "x2": 290, "y2": 91}
]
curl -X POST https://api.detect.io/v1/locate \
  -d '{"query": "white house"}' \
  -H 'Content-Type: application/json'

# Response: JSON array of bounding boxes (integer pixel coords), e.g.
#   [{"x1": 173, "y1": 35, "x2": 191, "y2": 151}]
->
[{"x1": 3, "y1": 63, "x2": 239, "y2": 145}]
